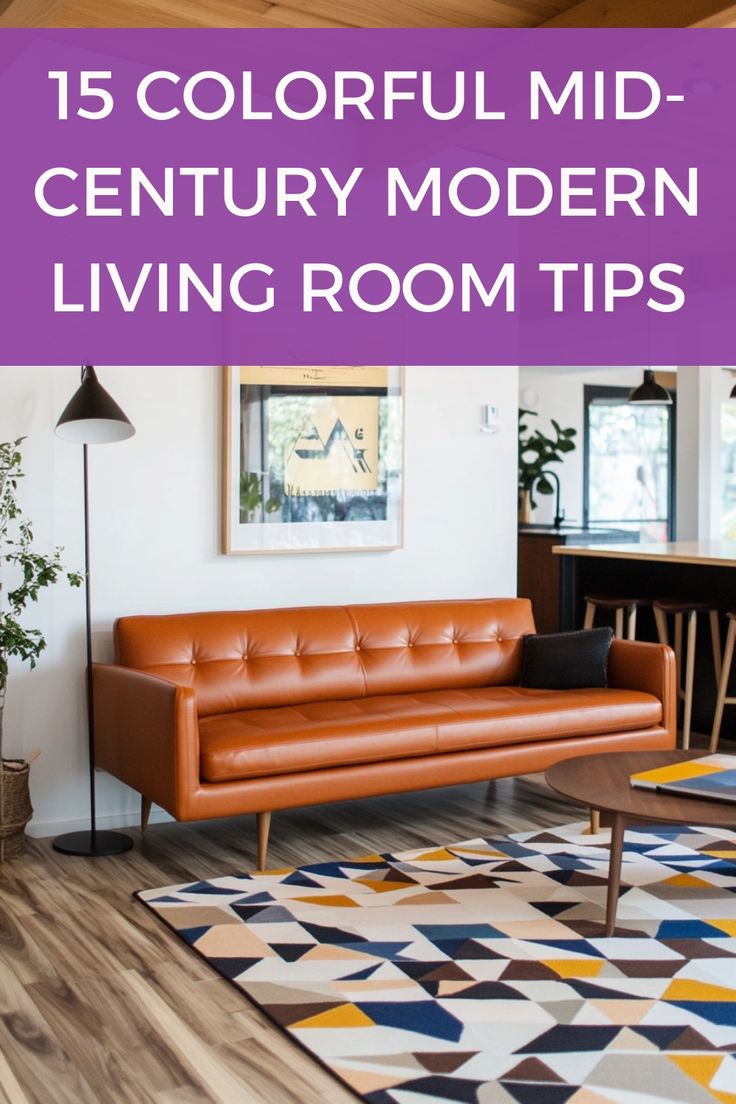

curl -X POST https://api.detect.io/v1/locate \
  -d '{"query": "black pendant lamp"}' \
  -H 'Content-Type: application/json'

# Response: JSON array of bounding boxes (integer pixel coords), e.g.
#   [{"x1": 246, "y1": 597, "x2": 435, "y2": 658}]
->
[
  {"x1": 628, "y1": 369, "x2": 672, "y2": 405},
  {"x1": 55, "y1": 365, "x2": 135, "y2": 444},
  {"x1": 53, "y1": 367, "x2": 135, "y2": 858}
]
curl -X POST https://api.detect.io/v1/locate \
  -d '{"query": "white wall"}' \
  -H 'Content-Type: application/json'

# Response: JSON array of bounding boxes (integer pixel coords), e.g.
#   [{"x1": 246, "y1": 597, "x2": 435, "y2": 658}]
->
[
  {"x1": 676, "y1": 366, "x2": 733, "y2": 540},
  {"x1": 518, "y1": 366, "x2": 647, "y2": 527},
  {"x1": 0, "y1": 365, "x2": 518, "y2": 836}
]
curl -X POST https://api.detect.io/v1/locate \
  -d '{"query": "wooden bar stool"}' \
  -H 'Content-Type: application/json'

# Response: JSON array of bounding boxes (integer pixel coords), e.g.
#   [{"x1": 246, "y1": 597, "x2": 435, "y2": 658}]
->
[
  {"x1": 653, "y1": 599, "x2": 721, "y2": 750},
  {"x1": 583, "y1": 595, "x2": 641, "y2": 640},
  {"x1": 710, "y1": 611, "x2": 736, "y2": 752}
]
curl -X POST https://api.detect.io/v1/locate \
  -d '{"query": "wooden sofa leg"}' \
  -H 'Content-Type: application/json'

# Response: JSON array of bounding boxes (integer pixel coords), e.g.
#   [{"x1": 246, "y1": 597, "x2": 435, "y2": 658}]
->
[
  {"x1": 589, "y1": 808, "x2": 601, "y2": 835},
  {"x1": 257, "y1": 812, "x2": 272, "y2": 871},
  {"x1": 141, "y1": 796, "x2": 152, "y2": 835}
]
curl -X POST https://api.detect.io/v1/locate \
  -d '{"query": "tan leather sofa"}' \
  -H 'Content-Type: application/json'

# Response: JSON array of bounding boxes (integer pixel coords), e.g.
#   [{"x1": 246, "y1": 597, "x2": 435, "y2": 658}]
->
[{"x1": 93, "y1": 598, "x2": 675, "y2": 867}]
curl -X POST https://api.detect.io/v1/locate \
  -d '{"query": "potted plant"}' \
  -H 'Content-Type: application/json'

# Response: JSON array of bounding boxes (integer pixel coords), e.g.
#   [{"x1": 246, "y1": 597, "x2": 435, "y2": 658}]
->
[
  {"x1": 0, "y1": 438, "x2": 82, "y2": 861},
  {"x1": 518, "y1": 409, "x2": 577, "y2": 524}
]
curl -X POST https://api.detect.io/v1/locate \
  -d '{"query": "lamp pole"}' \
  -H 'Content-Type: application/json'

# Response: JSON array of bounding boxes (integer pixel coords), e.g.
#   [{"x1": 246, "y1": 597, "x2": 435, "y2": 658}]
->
[
  {"x1": 52, "y1": 368, "x2": 135, "y2": 857},
  {"x1": 83, "y1": 444, "x2": 97, "y2": 845}
]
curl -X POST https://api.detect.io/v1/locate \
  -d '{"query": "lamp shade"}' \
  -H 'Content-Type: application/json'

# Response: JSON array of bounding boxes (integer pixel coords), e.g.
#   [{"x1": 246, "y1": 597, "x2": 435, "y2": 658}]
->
[
  {"x1": 55, "y1": 367, "x2": 135, "y2": 444},
  {"x1": 627, "y1": 369, "x2": 672, "y2": 405}
]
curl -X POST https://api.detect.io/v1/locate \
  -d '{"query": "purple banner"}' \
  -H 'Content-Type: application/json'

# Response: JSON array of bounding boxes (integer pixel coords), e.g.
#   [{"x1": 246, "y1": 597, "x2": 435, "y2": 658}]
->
[{"x1": 0, "y1": 29, "x2": 734, "y2": 366}]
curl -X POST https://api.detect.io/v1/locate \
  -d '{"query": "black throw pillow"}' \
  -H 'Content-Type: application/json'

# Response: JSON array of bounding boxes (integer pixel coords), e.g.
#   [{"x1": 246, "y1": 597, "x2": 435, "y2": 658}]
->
[{"x1": 520, "y1": 627, "x2": 614, "y2": 690}]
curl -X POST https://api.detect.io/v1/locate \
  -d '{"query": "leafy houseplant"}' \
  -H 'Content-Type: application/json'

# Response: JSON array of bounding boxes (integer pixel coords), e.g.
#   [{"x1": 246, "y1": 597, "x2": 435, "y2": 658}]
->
[
  {"x1": 518, "y1": 409, "x2": 577, "y2": 519},
  {"x1": 0, "y1": 438, "x2": 82, "y2": 860}
]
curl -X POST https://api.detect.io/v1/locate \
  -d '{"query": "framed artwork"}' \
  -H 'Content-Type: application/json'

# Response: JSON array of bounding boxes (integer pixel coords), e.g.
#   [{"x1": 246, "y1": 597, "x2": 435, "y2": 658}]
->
[{"x1": 222, "y1": 366, "x2": 404, "y2": 554}]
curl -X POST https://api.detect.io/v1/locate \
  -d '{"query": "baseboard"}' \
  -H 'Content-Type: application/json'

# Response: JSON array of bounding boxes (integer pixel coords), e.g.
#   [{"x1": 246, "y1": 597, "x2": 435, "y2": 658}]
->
[{"x1": 26, "y1": 806, "x2": 174, "y2": 839}]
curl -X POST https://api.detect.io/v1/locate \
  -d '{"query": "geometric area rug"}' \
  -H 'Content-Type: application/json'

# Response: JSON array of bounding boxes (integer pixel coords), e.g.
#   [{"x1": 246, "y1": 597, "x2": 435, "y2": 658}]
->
[{"x1": 137, "y1": 823, "x2": 736, "y2": 1104}]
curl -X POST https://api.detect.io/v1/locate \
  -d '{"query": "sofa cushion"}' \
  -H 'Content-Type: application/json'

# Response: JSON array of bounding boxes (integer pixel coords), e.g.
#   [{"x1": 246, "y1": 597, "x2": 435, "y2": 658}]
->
[
  {"x1": 432, "y1": 686, "x2": 659, "y2": 751},
  {"x1": 198, "y1": 686, "x2": 662, "y2": 783},
  {"x1": 114, "y1": 598, "x2": 536, "y2": 718},
  {"x1": 520, "y1": 628, "x2": 614, "y2": 690}
]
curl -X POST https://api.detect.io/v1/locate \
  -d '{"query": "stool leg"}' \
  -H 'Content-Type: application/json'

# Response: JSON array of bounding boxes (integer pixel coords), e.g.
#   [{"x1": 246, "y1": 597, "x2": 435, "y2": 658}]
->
[
  {"x1": 710, "y1": 609, "x2": 722, "y2": 685},
  {"x1": 674, "y1": 612, "x2": 683, "y2": 699},
  {"x1": 627, "y1": 604, "x2": 637, "y2": 641},
  {"x1": 682, "y1": 611, "x2": 697, "y2": 751},
  {"x1": 583, "y1": 602, "x2": 595, "y2": 630},
  {"x1": 654, "y1": 605, "x2": 669, "y2": 646},
  {"x1": 589, "y1": 809, "x2": 601, "y2": 835},
  {"x1": 710, "y1": 618, "x2": 736, "y2": 753},
  {"x1": 614, "y1": 607, "x2": 624, "y2": 640}
]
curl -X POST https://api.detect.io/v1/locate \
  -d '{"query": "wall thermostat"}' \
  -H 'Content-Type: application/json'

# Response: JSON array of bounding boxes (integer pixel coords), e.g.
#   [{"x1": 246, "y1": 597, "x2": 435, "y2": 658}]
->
[{"x1": 481, "y1": 404, "x2": 501, "y2": 434}]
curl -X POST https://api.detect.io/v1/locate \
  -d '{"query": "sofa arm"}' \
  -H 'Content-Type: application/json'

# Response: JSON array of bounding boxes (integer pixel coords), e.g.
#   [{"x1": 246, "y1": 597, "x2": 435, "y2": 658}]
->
[
  {"x1": 607, "y1": 639, "x2": 676, "y2": 744},
  {"x1": 93, "y1": 664, "x2": 200, "y2": 819}
]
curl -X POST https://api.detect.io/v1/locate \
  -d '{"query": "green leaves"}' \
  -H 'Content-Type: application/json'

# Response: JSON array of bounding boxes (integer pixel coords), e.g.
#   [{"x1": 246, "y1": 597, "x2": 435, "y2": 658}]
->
[
  {"x1": 535, "y1": 475, "x2": 555, "y2": 496},
  {"x1": 518, "y1": 408, "x2": 578, "y2": 506},
  {"x1": 550, "y1": 418, "x2": 577, "y2": 453},
  {"x1": 0, "y1": 615, "x2": 45, "y2": 672},
  {"x1": 0, "y1": 439, "x2": 83, "y2": 734}
]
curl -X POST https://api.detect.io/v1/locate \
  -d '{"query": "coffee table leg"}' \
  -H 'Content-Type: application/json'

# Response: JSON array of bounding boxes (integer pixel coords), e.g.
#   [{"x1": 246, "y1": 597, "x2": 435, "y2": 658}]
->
[{"x1": 605, "y1": 814, "x2": 626, "y2": 937}]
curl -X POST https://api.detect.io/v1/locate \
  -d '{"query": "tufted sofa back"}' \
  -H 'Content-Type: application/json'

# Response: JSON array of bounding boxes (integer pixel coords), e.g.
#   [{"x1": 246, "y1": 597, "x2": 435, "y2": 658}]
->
[{"x1": 114, "y1": 598, "x2": 536, "y2": 718}]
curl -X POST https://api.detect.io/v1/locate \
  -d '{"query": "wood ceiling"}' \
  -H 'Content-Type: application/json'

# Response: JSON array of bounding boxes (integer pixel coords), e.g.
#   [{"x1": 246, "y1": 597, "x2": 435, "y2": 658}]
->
[{"x1": 2, "y1": 0, "x2": 735, "y2": 26}]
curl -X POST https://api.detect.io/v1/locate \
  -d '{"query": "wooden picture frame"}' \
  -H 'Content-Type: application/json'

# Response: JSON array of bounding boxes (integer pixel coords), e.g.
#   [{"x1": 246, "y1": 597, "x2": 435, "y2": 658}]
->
[{"x1": 222, "y1": 366, "x2": 404, "y2": 555}]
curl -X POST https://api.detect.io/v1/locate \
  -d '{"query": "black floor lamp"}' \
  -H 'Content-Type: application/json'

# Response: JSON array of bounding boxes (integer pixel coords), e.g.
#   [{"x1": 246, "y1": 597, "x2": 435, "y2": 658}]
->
[{"x1": 52, "y1": 367, "x2": 136, "y2": 857}]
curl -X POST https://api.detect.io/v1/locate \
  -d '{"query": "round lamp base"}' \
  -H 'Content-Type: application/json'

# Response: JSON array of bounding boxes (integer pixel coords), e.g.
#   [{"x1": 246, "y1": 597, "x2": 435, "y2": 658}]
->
[{"x1": 52, "y1": 829, "x2": 134, "y2": 856}]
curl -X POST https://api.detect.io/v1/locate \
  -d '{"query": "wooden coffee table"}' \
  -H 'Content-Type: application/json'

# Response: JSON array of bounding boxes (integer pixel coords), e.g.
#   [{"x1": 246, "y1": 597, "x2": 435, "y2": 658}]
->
[{"x1": 546, "y1": 750, "x2": 736, "y2": 937}]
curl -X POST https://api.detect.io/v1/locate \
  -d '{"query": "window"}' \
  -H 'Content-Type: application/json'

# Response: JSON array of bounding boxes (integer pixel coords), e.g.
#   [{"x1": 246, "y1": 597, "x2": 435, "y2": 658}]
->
[
  {"x1": 583, "y1": 385, "x2": 675, "y2": 541},
  {"x1": 722, "y1": 399, "x2": 736, "y2": 538}
]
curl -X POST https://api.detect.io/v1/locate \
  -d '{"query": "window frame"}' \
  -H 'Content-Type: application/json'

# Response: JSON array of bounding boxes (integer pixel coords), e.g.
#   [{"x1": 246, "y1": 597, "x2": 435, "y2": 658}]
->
[{"x1": 582, "y1": 383, "x2": 677, "y2": 539}]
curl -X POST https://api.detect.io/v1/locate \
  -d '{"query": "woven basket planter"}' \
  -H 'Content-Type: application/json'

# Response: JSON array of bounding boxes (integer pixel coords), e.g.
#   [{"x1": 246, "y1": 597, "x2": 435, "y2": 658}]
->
[{"x1": 0, "y1": 759, "x2": 33, "y2": 861}]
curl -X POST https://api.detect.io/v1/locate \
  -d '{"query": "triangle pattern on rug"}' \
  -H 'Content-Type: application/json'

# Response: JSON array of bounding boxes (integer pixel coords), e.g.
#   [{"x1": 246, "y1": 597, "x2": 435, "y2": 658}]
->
[{"x1": 138, "y1": 821, "x2": 736, "y2": 1104}]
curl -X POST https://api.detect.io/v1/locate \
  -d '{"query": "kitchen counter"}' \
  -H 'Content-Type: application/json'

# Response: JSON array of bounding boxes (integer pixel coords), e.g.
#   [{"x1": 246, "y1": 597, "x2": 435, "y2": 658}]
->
[
  {"x1": 517, "y1": 526, "x2": 638, "y2": 634},
  {"x1": 554, "y1": 540, "x2": 736, "y2": 568},
  {"x1": 520, "y1": 525, "x2": 637, "y2": 540},
  {"x1": 553, "y1": 538, "x2": 736, "y2": 740}
]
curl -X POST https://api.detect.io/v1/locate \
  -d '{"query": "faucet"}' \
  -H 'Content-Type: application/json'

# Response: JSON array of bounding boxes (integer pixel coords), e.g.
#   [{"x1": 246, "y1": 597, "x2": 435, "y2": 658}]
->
[{"x1": 534, "y1": 470, "x2": 565, "y2": 530}]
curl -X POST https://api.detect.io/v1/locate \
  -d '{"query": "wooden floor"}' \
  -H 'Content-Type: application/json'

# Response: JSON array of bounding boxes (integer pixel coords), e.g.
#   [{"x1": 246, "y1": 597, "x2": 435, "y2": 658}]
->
[{"x1": 0, "y1": 773, "x2": 582, "y2": 1104}]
